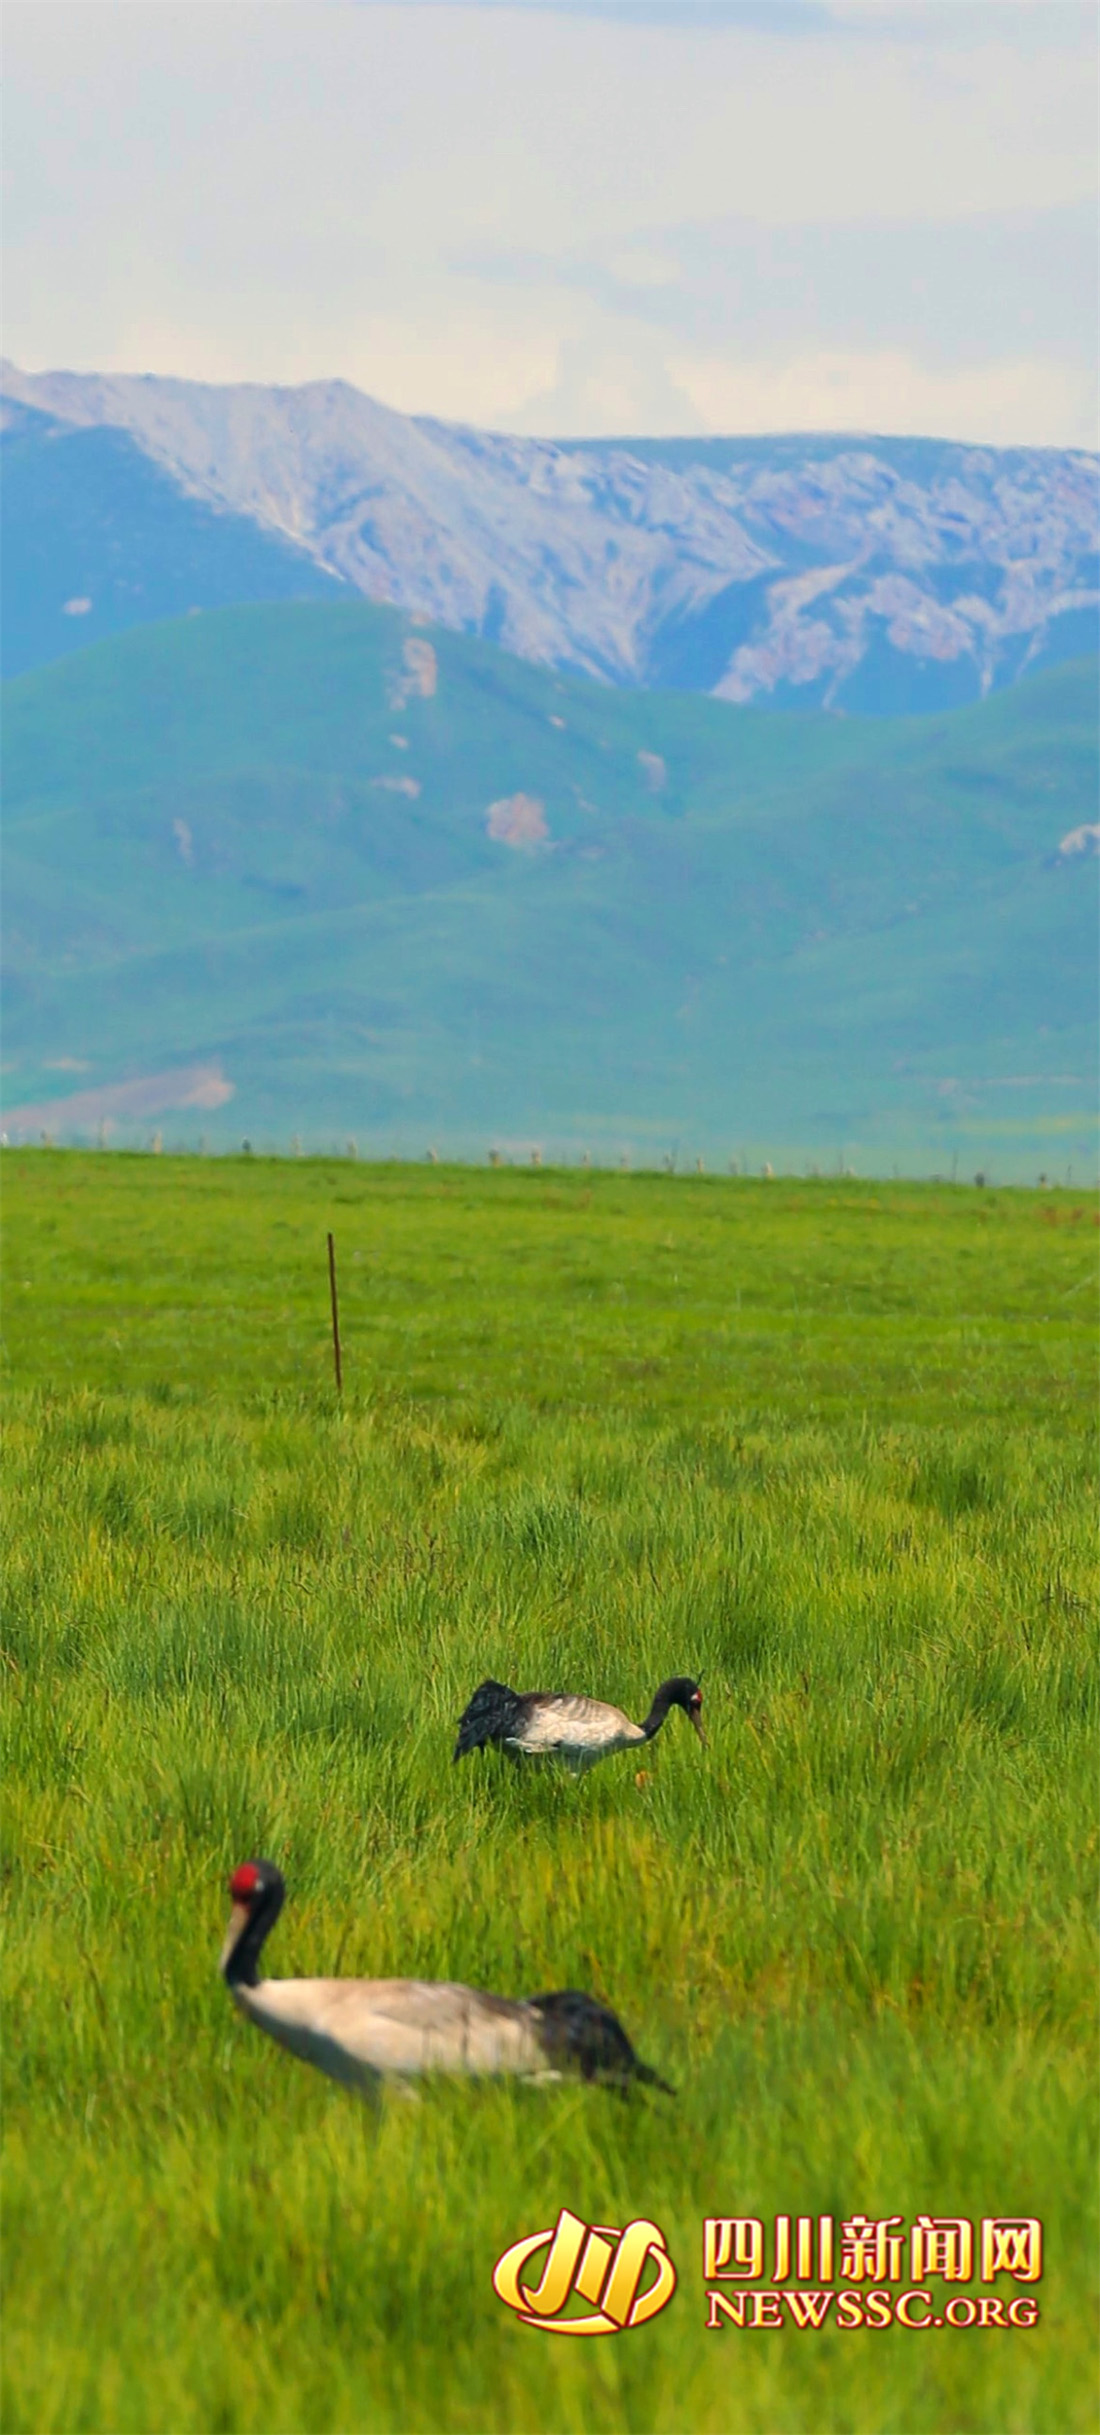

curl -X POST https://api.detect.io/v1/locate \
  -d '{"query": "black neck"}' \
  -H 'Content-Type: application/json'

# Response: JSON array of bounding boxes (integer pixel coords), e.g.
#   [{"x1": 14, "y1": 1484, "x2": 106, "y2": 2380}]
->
[
  {"x1": 641, "y1": 1682, "x2": 679, "y2": 1740},
  {"x1": 222, "y1": 1880, "x2": 284, "y2": 1988}
]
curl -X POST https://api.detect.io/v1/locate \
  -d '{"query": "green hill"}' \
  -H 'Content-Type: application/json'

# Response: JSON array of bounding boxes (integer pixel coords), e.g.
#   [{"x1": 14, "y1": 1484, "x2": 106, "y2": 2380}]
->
[{"x1": 3, "y1": 602, "x2": 1097, "y2": 1175}]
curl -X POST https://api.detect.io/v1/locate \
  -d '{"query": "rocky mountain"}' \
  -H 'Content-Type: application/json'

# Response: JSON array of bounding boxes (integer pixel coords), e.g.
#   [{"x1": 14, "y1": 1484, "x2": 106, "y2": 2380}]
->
[{"x1": 3, "y1": 362, "x2": 1096, "y2": 709}]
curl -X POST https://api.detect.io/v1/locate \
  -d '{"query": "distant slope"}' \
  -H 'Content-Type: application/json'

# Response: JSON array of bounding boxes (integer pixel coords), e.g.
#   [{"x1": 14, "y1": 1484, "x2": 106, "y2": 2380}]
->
[
  {"x1": 1, "y1": 400, "x2": 348, "y2": 677},
  {"x1": 3, "y1": 603, "x2": 1096, "y2": 1173},
  {"x1": 3, "y1": 362, "x2": 1096, "y2": 711}
]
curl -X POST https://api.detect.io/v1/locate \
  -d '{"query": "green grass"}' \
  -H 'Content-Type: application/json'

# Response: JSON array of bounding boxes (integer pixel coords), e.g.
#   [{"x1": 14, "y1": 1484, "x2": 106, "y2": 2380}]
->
[{"x1": 2, "y1": 1152, "x2": 1097, "y2": 2433}]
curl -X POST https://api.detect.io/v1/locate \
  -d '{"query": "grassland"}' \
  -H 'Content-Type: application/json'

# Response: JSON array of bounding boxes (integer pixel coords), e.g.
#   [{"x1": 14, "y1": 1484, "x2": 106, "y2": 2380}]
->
[{"x1": 2, "y1": 1151, "x2": 1097, "y2": 2434}]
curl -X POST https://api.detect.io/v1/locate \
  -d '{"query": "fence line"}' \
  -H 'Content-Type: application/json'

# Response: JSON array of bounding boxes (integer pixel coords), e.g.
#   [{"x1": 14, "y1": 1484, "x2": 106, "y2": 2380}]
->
[{"x1": 0, "y1": 1130, "x2": 1092, "y2": 1190}]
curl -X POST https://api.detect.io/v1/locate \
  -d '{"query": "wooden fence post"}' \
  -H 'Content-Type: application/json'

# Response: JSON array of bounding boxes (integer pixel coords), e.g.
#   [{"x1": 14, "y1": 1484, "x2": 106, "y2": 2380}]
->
[{"x1": 327, "y1": 1231, "x2": 343, "y2": 1395}]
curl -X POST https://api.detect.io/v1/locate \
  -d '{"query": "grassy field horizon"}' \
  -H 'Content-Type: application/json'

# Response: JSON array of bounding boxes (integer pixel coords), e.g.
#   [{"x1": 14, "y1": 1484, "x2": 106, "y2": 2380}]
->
[{"x1": 2, "y1": 1152, "x2": 1096, "y2": 2433}]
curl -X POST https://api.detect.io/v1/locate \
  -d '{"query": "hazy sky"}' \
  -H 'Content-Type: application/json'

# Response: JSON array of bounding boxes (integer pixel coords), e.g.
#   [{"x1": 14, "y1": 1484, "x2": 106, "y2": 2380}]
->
[{"x1": 4, "y1": 0, "x2": 1097, "y2": 445}]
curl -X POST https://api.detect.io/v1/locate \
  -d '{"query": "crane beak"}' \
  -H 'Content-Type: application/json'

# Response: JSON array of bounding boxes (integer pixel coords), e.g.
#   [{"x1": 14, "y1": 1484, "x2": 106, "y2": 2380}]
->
[{"x1": 690, "y1": 1707, "x2": 707, "y2": 1746}]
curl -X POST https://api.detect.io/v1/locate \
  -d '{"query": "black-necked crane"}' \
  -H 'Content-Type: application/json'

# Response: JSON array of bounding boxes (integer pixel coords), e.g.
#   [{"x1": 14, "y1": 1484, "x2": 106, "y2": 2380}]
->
[
  {"x1": 220, "y1": 1860, "x2": 673, "y2": 2095},
  {"x1": 453, "y1": 1675, "x2": 705, "y2": 1771}
]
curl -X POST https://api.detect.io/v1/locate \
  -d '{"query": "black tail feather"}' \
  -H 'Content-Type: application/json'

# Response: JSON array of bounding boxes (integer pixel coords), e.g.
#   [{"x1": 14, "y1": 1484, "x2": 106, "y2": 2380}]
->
[
  {"x1": 453, "y1": 1679, "x2": 525, "y2": 1761},
  {"x1": 526, "y1": 1988, "x2": 675, "y2": 2096}
]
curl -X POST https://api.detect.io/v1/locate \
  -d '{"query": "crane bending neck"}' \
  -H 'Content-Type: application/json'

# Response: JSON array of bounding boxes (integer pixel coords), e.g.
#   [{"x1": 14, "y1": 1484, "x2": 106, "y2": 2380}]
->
[
  {"x1": 641, "y1": 1683, "x2": 677, "y2": 1740},
  {"x1": 221, "y1": 1881, "x2": 284, "y2": 1988}
]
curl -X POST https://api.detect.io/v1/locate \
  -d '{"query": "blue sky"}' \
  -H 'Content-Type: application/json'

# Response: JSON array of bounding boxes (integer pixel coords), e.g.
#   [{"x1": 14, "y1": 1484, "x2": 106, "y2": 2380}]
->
[{"x1": 4, "y1": 0, "x2": 1096, "y2": 444}]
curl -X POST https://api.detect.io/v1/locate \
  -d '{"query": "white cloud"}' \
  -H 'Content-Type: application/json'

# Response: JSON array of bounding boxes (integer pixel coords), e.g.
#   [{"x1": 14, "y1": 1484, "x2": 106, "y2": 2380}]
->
[
  {"x1": 3, "y1": 0, "x2": 1096, "y2": 445},
  {"x1": 343, "y1": 312, "x2": 568, "y2": 425},
  {"x1": 508, "y1": 327, "x2": 709, "y2": 436},
  {"x1": 670, "y1": 345, "x2": 1096, "y2": 449}
]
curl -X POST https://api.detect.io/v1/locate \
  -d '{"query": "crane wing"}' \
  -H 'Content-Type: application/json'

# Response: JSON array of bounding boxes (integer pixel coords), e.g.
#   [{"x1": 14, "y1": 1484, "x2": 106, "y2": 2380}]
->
[
  {"x1": 518, "y1": 1695, "x2": 643, "y2": 1755},
  {"x1": 244, "y1": 1976, "x2": 544, "y2": 2078}
]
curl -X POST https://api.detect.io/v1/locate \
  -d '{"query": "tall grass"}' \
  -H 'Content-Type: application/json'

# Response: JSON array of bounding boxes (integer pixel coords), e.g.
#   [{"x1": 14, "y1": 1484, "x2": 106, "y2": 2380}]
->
[{"x1": 2, "y1": 1155, "x2": 1096, "y2": 2432}]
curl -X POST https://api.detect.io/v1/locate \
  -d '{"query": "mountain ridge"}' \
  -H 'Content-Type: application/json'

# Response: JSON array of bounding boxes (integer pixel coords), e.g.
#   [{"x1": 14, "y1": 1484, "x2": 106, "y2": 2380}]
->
[{"x1": 3, "y1": 360, "x2": 1095, "y2": 709}]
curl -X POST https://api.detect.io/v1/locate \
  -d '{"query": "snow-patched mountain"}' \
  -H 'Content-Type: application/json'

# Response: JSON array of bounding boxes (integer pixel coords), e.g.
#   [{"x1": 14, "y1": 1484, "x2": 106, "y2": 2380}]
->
[{"x1": 3, "y1": 360, "x2": 1096, "y2": 709}]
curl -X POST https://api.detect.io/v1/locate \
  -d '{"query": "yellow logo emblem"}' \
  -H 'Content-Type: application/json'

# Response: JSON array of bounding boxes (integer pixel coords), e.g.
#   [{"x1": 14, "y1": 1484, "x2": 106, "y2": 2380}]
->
[{"x1": 493, "y1": 2207, "x2": 677, "y2": 2335}]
